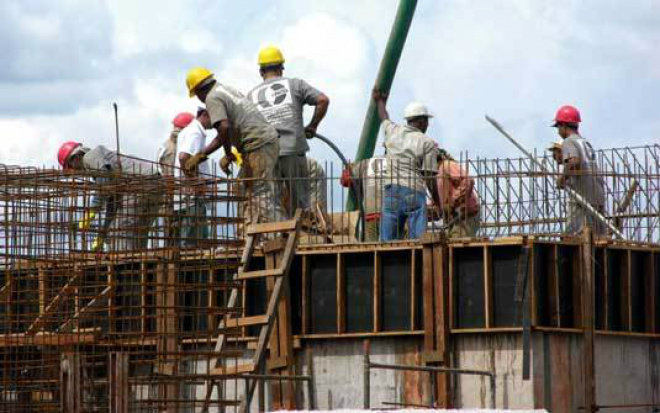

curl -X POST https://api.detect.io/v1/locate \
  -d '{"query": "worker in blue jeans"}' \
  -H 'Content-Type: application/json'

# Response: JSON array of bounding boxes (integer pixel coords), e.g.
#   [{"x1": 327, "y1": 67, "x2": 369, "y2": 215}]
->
[{"x1": 372, "y1": 88, "x2": 438, "y2": 241}]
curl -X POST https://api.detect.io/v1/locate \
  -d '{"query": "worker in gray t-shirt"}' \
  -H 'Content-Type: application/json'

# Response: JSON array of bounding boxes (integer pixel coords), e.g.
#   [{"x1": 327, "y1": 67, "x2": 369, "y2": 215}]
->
[
  {"x1": 248, "y1": 46, "x2": 330, "y2": 217},
  {"x1": 552, "y1": 105, "x2": 606, "y2": 236}
]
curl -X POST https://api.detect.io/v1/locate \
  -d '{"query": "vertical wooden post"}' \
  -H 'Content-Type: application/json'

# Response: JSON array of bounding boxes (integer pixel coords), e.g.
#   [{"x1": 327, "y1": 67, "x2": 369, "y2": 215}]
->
[
  {"x1": 156, "y1": 256, "x2": 179, "y2": 413},
  {"x1": 484, "y1": 246, "x2": 493, "y2": 328},
  {"x1": 265, "y1": 239, "x2": 296, "y2": 410},
  {"x1": 109, "y1": 352, "x2": 129, "y2": 413},
  {"x1": 581, "y1": 229, "x2": 596, "y2": 413},
  {"x1": 373, "y1": 251, "x2": 381, "y2": 333},
  {"x1": 60, "y1": 352, "x2": 82, "y2": 413}
]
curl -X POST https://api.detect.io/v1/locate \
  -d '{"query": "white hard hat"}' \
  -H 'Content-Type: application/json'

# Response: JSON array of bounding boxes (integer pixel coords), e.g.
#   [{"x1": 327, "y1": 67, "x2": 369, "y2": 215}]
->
[{"x1": 404, "y1": 102, "x2": 433, "y2": 120}]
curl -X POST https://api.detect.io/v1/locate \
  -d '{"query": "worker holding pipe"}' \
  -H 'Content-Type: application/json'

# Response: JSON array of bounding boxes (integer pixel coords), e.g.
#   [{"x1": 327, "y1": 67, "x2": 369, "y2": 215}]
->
[
  {"x1": 248, "y1": 46, "x2": 330, "y2": 217},
  {"x1": 372, "y1": 88, "x2": 437, "y2": 241},
  {"x1": 185, "y1": 67, "x2": 285, "y2": 225},
  {"x1": 552, "y1": 105, "x2": 606, "y2": 236},
  {"x1": 57, "y1": 141, "x2": 163, "y2": 251}
]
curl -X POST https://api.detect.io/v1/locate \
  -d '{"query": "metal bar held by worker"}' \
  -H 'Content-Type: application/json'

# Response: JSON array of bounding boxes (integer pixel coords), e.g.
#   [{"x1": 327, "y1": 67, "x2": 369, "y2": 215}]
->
[{"x1": 485, "y1": 115, "x2": 624, "y2": 239}]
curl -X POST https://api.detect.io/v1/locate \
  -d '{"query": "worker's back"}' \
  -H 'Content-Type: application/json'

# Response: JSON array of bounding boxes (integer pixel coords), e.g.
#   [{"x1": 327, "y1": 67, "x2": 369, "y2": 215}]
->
[{"x1": 83, "y1": 145, "x2": 159, "y2": 176}]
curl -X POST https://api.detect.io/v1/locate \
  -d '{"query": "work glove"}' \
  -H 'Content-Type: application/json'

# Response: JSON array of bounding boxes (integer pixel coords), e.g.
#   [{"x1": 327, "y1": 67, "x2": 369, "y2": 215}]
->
[
  {"x1": 230, "y1": 146, "x2": 243, "y2": 167},
  {"x1": 184, "y1": 152, "x2": 208, "y2": 172},
  {"x1": 78, "y1": 211, "x2": 97, "y2": 231},
  {"x1": 90, "y1": 237, "x2": 104, "y2": 252}
]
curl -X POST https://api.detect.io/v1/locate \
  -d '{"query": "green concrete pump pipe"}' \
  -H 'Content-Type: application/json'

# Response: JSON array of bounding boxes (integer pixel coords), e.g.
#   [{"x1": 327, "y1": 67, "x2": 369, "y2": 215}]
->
[{"x1": 348, "y1": 0, "x2": 418, "y2": 210}]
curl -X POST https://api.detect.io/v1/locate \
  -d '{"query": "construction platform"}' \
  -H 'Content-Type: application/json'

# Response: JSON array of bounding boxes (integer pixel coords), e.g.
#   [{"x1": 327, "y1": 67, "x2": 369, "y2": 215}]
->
[{"x1": 0, "y1": 145, "x2": 658, "y2": 413}]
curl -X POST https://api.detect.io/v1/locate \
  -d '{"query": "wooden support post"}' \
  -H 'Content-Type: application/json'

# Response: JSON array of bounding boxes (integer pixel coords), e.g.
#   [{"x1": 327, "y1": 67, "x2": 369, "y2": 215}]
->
[
  {"x1": 60, "y1": 352, "x2": 82, "y2": 413},
  {"x1": 581, "y1": 229, "x2": 596, "y2": 413},
  {"x1": 301, "y1": 255, "x2": 309, "y2": 335},
  {"x1": 484, "y1": 246, "x2": 493, "y2": 328},
  {"x1": 647, "y1": 253, "x2": 657, "y2": 333},
  {"x1": 373, "y1": 251, "x2": 381, "y2": 333},
  {"x1": 265, "y1": 239, "x2": 296, "y2": 410},
  {"x1": 337, "y1": 254, "x2": 345, "y2": 334},
  {"x1": 109, "y1": 352, "x2": 129, "y2": 413},
  {"x1": 156, "y1": 257, "x2": 179, "y2": 413}
]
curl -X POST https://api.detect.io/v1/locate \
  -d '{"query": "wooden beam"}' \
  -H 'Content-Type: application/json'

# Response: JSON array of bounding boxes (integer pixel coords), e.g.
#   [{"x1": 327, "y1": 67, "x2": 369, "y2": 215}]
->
[
  {"x1": 337, "y1": 254, "x2": 345, "y2": 334},
  {"x1": 422, "y1": 245, "x2": 435, "y2": 351},
  {"x1": 109, "y1": 352, "x2": 129, "y2": 413},
  {"x1": 301, "y1": 255, "x2": 309, "y2": 335},
  {"x1": 411, "y1": 250, "x2": 417, "y2": 330},
  {"x1": 373, "y1": 251, "x2": 381, "y2": 333},
  {"x1": 60, "y1": 352, "x2": 82, "y2": 413},
  {"x1": 433, "y1": 243, "x2": 451, "y2": 408},
  {"x1": 581, "y1": 229, "x2": 596, "y2": 413},
  {"x1": 484, "y1": 246, "x2": 493, "y2": 328}
]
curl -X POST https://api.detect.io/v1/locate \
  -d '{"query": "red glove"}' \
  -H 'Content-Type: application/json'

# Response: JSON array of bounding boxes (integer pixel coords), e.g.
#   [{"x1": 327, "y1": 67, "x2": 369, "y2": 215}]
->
[{"x1": 340, "y1": 168, "x2": 352, "y2": 187}]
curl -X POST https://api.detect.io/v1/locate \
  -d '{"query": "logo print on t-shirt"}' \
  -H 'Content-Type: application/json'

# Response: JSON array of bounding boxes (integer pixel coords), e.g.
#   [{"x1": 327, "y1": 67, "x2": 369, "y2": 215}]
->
[{"x1": 256, "y1": 80, "x2": 292, "y2": 109}]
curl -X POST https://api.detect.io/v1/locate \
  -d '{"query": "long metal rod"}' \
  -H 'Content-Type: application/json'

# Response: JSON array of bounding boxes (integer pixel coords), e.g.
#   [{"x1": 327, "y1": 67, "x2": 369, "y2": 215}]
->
[{"x1": 485, "y1": 115, "x2": 624, "y2": 239}]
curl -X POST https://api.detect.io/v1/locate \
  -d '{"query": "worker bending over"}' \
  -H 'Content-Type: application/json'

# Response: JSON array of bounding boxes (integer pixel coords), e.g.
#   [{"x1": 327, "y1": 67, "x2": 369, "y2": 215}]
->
[
  {"x1": 372, "y1": 88, "x2": 437, "y2": 241},
  {"x1": 157, "y1": 112, "x2": 195, "y2": 176},
  {"x1": 57, "y1": 141, "x2": 162, "y2": 251},
  {"x1": 248, "y1": 46, "x2": 330, "y2": 217},
  {"x1": 185, "y1": 67, "x2": 285, "y2": 224},
  {"x1": 552, "y1": 105, "x2": 606, "y2": 236},
  {"x1": 435, "y1": 149, "x2": 480, "y2": 238}
]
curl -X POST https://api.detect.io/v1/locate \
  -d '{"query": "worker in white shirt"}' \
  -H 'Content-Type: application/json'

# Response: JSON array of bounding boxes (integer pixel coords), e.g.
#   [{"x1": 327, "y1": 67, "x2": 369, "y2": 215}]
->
[{"x1": 175, "y1": 107, "x2": 213, "y2": 246}]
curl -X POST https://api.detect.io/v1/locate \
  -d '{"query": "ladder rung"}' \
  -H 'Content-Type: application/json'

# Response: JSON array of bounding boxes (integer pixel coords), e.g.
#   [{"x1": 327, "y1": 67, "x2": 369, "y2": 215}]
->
[
  {"x1": 212, "y1": 363, "x2": 255, "y2": 376},
  {"x1": 224, "y1": 315, "x2": 269, "y2": 329},
  {"x1": 237, "y1": 268, "x2": 283, "y2": 280},
  {"x1": 247, "y1": 219, "x2": 298, "y2": 235}
]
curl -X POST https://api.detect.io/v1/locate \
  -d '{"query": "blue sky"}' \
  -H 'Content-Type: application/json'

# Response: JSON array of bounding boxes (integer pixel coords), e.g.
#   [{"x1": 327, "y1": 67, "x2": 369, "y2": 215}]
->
[{"x1": 1, "y1": 0, "x2": 659, "y2": 167}]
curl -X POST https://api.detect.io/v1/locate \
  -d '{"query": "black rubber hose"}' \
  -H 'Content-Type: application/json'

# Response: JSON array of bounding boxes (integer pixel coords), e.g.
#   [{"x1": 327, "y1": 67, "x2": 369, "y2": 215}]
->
[{"x1": 311, "y1": 133, "x2": 366, "y2": 242}]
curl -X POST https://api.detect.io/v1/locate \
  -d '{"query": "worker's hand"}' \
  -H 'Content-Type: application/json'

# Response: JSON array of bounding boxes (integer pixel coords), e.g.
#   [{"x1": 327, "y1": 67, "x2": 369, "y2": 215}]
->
[
  {"x1": 220, "y1": 155, "x2": 233, "y2": 176},
  {"x1": 556, "y1": 175, "x2": 566, "y2": 189},
  {"x1": 372, "y1": 87, "x2": 388, "y2": 102},
  {"x1": 340, "y1": 168, "x2": 352, "y2": 188},
  {"x1": 304, "y1": 124, "x2": 318, "y2": 140},
  {"x1": 184, "y1": 152, "x2": 208, "y2": 172},
  {"x1": 78, "y1": 211, "x2": 97, "y2": 231}
]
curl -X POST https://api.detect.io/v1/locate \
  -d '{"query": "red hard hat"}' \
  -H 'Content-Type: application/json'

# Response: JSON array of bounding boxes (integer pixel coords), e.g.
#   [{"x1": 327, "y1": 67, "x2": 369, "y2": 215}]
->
[
  {"x1": 553, "y1": 105, "x2": 581, "y2": 126},
  {"x1": 172, "y1": 112, "x2": 195, "y2": 128},
  {"x1": 57, "y1": 141, "x2": 82, "y2": 168}
]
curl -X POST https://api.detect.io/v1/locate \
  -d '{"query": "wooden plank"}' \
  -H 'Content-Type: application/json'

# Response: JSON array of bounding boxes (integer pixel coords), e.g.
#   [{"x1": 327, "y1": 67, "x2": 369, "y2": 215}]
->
[
  {"x1": 410, "y1": 250, "x2": 417, "y2": 330},
  {"x1": 649, "y1": 253, "x2": 657, "y2": 333},
  {"x1": 571, "y1": 246, "x2": 583, "y2": 329},
  {"x1": 580, "y1": 230, "x2": 596, "y2": 413},
  {"x1": 60, "y1": 352, "x2": 82, "y2": 413},
  {"x1": 553, "y1": 245, "x2": 561, "y2": 328},
  {"x1": 484, "y1": 246, "x2": 493, "y2": 328},
  {"x1": 224, "y1": 315, "x2": 269, "y2": 329},
  {"x1": 337, "y1": 253, "x2": 345, "y2": 334},
  {"x1": 38, "y1": 265, "x2": 47, "y2": 316},
  {"x1": 301, "y1": 255, "x2": 309, "y2": 335},
  {"x1": 109, "y1": 352, "x2": 129, "y2": 413},
  {"x1": 238, "y1": 268, "x2": 283, "y2": 280},
  {"x1": 422, "y1": 246, "x2": 435, "y2": 351},
  {"x1": 247, "y1": 219, "x2": 298, "y2": 235},
  {"x1": 211, "y1": 363, "x2": 255, "y2": 376},
  {"x1": 448, "y1": 247, "x2": 455, "y2": 330},
  {"x1": 433, "y1": 244, "x2": 451, "y2": 408},
  {"x1": 373, "y1": 251, "x2": 381, "y2": 333},
  {"x1": 621, "y1": 250, "x2": 631, "y2": 331}
]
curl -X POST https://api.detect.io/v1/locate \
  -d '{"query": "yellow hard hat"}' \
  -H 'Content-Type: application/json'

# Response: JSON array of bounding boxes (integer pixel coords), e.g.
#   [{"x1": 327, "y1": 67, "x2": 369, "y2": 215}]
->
[
  {"x1": 186, "y1": 67, "x2": 213, "y2": 97},
  {"x1": 258, "y1": 46, "x2": 285, "y2": 67}
]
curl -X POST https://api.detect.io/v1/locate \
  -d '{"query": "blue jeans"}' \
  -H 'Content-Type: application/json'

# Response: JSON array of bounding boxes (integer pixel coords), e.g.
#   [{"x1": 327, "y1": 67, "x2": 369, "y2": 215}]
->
[{"x1": 380, "y1": 184, "x2": 427, "y2": 241}]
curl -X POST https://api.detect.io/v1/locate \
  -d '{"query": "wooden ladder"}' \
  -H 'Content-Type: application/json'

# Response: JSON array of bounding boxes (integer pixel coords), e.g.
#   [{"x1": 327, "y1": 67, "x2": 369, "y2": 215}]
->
[{"x1": 201, "y1": 210, "x2": 301, "y2": 413}]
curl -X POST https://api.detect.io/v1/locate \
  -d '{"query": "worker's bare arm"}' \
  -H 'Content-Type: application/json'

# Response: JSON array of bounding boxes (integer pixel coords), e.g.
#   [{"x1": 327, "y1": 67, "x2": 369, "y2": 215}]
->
[
  {"x1": 205, "y1": 120, "x2": 236, "y2": 161},
  {"x1": 305, "y1": 94, "x2": 330, "y2": 138},
  {"x1": 372, "y1": 88, "x2": 390, "y2": 122}
]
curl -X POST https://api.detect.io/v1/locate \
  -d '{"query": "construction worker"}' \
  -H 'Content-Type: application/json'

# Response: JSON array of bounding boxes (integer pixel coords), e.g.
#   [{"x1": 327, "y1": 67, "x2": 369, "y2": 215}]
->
[
  {"x1": 185, "y1": 67, "x2": 284, "y2": 224},
  {"x1": 248, "y1": 46, "x2": 330, "y2": 217},
  {"x1": 340, "y1": 157, "x2": 388, "y2": 242},
  {"x1": 175, "y1": 107, "x2": 213, "y2": 246},
  {"x1": 552, "y1": 105, "x2": 606, "y2": 236},
  {"x1": 57, "y1": 141, "x2": 162, "y2": 251},
  {"x1": 372, "y1": 88, "x2": 437, "y2": 241},
  {"x1": 157, "y1": 112, "x2": 195, "y2": 176},
  {"x1": 435, "y1": 148, "x2": 480, "y2": 238}
]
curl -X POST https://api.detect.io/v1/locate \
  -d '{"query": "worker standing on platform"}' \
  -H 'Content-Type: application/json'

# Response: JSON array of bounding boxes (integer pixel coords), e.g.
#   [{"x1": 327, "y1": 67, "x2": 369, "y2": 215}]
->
[
  {"x1": 175, "y1": 107, "x2": 213, "y2": 246},
  {"x1": 552, "y1": 105, "x2": 606, "y2": 236},
  {"x1": 185, "y1": 67, "x2": 284, "y2": 224},
  {"x1": 157, "y1": 112, "x2": 195, "y2": 177},
  {"x1": 248, "y1": 46, "x2": 330, "y2": 217},
  {"x1": 435, "y1": 149, "x2": 480, "y2": 238},
  {"x1": 57, "y1": 141, "x2": 162, "y2": 251},
  {"x1": 372, "y1": 88, "x2": 437, "y2": 241}
]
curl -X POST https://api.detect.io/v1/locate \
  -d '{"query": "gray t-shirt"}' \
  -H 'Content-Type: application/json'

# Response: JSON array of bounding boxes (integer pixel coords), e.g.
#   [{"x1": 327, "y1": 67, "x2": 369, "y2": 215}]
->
[
  {"x1": 562, "y1": 134, "x2": 605, "y2": 208},
  {"x1": 382, "y1": 120, "x2": 438, "y2": 192},
  {"x1": 205, "y1": 82, "x2": 278, "y2": 152},
  {"x1": 248, "y1": 77, "x2": 321, "y2": 156}
]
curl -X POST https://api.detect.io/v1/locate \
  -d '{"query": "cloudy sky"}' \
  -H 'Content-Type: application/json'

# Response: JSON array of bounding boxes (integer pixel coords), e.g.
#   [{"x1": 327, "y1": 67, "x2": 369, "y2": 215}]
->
[{"x1": 1, "y1": 0, "x2": 659, "y2": 168}]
